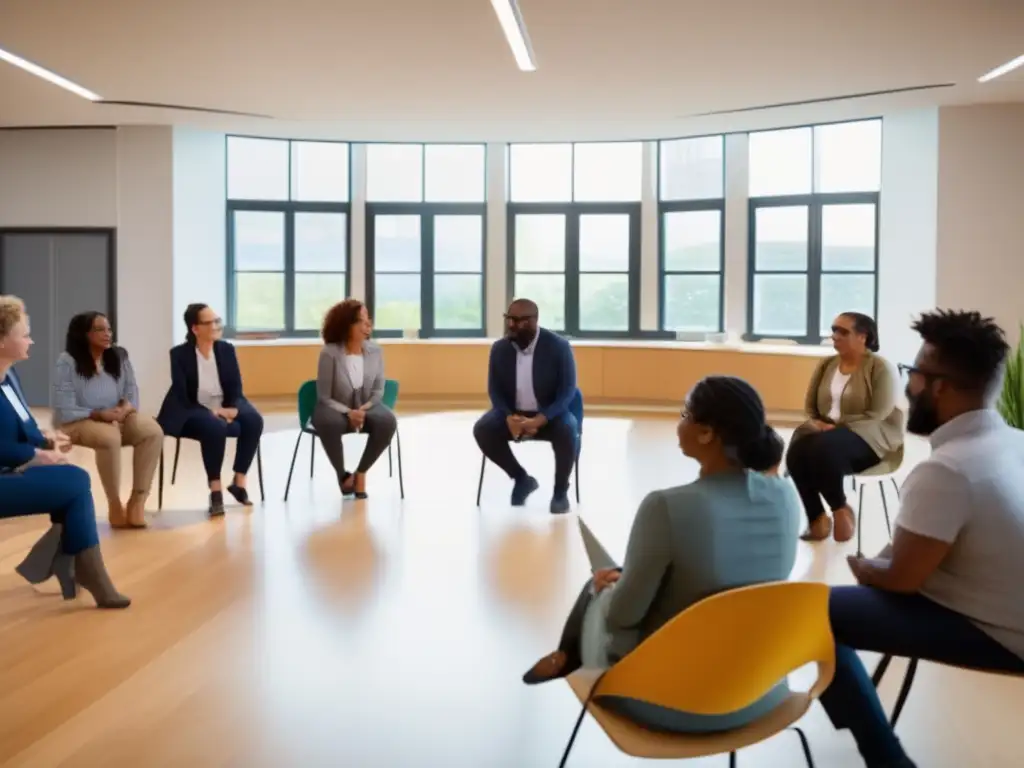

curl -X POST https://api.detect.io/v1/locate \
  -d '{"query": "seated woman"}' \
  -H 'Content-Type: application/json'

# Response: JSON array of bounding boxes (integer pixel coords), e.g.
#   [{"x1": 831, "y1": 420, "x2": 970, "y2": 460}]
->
[
  {"x1": 312, "y1": 299, "x2": 396, "y2": 499},
  {"x1": 523, "y1": 376, "x2": 799, "y2": 734},
  {"x1": 53, "y1": 311, "x2": 164, "y2": 529},
  {"x1": 157, "y1": 303, "x2": 263, "y2": 517},
  {"x1": 785, "y1": 312, "x2": 903, "y2": 542},
  {"x1": 0, "y1": 295, "x2": 129, "y2": 609}
]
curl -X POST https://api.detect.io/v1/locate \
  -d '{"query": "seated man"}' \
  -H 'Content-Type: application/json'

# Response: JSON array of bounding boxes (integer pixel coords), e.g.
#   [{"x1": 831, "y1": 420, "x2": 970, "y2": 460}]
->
[
  {"x1": 822, "y1": 310, "x2": 1024, "y2": 768},
  {"x1": 473, "y1": 298, "x2": 578, "y2": 514}
]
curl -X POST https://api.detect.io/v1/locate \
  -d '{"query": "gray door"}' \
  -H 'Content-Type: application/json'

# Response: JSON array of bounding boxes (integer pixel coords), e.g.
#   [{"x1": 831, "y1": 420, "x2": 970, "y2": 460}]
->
[{"x1": 0, "y1": 231, "x2": 113, "y2": 407}]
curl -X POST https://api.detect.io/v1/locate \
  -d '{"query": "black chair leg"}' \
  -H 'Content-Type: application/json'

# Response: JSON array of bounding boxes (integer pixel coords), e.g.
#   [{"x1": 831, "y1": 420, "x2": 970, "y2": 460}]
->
[
  {"x1": 395, "y1": 428, "x2": 405, "y2": 499},
  {"x1": 256, "y1": 441, "x2": 265, "y2": 502},
  {"x1": 158, "y1": 447, "x2": 164, "y2": 510},
  {"x1": 284, "y1": 432, "x2": 303, "y2": 502},
  {"x1": 476, "y1": 454, "x2": 486, "y2": 507},
  {"x1": 310, "y1": 433, "x2": 316, "y2": 478},
  {"x1": 890, "y1": 658, "x2": 919, "y2": 727},
  {"x1": 388, "y1": 443, "x2": 393, "y2": 477},
  {"x1": 557, "y1": 702, "x2": 589, "y2": 768},
  {"x1": 891, "y1": 476, "x2": 901, "y2": 500},
  {"x1": 574, "y1": 452, "x2": 581, "y2": 504},
  {"x1": 872, "y1": 654, "x2": 894, "y2": 687},
  {"x1": 728, "y1": 752, "x2": 737, "y2": 768},
  {"x1": 171, "y1": 438, "x2": 181, "y2": 484},
  {"x1": 880, "y1": 480, "x2": 892, "y2": 539},
  {"x1": 855, "y1": 481, "x2": 866, "y2": 557},
  {"x1": 790, "y1": 727, "x2": 815, "y2": 767}
]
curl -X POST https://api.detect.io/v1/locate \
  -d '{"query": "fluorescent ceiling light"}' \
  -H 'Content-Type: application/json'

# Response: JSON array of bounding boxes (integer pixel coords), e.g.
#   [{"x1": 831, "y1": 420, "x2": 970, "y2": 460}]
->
[
  {"x1": 489, "y1": 0, "x2": 536, "y2": 72},
  {"x1": 978, "y1": 53, "x2": 1024, "y2": 83},
  {"x1": 0, "y1": 45, "x2": 101, "y2": 100}
]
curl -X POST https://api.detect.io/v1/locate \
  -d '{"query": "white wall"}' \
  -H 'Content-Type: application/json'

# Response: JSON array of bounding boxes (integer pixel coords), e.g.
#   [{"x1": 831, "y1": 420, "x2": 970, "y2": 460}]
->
[
  {"x1": 877, "y1": 109, "x2": 939, "y2": 368},
  {"x1": 116, "y1": 126, "x2": 175, "y2": 411},
  {"x1": 937, "y1": 103, "x2": 1024, "y2": 347},
  {"x1": 172, "y1": 127, "x2": 227, "y2": 330},
  {"x1": 0, "y1": 129, "x2": 118, "y2": 227}
]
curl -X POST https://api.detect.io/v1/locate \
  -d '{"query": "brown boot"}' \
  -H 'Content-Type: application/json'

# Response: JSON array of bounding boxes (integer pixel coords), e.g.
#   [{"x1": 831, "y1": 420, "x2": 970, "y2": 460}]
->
[
  {"x1": 833, "y1": 505, "x2": 856, "y2": 543},
  {"x1": 108, "y1": 500, "x2": 129, "y2": 529},
  {"x1": 800, "y1": 514, "x2": 833, "y2": 542},
  {"x1": 126, "y1": 492, "x2": 148, "y2": 529},
  {"x1": 74, "y1": 546, "x2": 131, "y2": 609}
]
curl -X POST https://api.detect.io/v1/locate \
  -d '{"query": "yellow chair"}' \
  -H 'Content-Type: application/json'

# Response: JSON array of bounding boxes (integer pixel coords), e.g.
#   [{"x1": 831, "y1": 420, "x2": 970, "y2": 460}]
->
[{"x1": 559, "y1": 581, "x2": 834, "y2": 767}]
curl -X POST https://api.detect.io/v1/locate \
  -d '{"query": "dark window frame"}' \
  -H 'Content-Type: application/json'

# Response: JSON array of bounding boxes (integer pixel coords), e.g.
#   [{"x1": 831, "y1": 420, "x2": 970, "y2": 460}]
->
[
  {"x1": 224, "y1": 136, "x2": 352, "y2": 338},
  {"x1": 746, "y1": 191, "x2": 880, "y2": 344},
  {"x1": 365, "y1": 202, "x2": 488, "y2": 339},
  {"x1": 506, "y1": 202, "x2": 641, "y2": 339}
]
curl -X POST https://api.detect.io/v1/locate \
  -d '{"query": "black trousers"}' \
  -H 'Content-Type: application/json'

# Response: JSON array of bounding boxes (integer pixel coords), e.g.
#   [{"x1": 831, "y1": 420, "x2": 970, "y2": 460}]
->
[
  {"x1": 785, "y1": 426, "x2": 879, "y2": 524},
  {"x1": 180, "y1": 406, "x2": 264, "y2": 482},
  {"x1": 472, "y1": 409, "x2": 579, "y2": 495}
]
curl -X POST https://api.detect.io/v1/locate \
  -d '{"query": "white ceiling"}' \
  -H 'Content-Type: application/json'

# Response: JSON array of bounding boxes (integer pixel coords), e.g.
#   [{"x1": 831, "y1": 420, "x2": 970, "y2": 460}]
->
[{"x1": 1, "y1": 0, "x2": 1023, "y2": 141}]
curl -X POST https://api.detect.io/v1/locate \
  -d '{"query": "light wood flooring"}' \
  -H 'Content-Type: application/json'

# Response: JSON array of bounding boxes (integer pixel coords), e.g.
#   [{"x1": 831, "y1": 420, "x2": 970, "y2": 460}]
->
[{"x1": 0, "y1": 409, "x2": 1020, "y2": 767}]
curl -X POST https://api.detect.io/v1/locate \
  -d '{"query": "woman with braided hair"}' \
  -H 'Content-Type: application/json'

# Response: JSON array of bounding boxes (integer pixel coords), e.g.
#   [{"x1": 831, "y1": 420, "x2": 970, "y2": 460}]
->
[{"x1": 522, "y1": 375, "x2": 799, "y2": 734}]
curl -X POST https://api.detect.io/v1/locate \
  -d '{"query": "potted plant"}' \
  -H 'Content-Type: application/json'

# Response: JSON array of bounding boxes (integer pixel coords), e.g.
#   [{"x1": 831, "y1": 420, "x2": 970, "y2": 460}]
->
[{"x1": 997, "y1": 324, "x2": 1024, "y2": 429}]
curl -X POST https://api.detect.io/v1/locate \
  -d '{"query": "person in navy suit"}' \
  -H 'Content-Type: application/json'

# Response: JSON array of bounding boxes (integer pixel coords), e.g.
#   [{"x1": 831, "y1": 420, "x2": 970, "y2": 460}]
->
[
  {"x1": 0, "y1": 295, "x2": 129, "y2": 609},
  {"x1": 157, "y1": 304, "x2": 263, "y2": 517},
  {"x1": 473, "y1": 298, "x2": 579, "y2": 514}
]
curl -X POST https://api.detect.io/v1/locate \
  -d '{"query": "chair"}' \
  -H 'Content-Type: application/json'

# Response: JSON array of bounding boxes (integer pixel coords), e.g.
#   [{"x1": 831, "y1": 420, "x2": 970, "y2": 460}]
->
[
  {"x1": 157, "y1": 432, "x2": 265, "y2": 511},
  {"x1": 871, "y1": 654, "x2": 1024, "y2": 729},
  {"x1": 852, "y1": 444, "x2": 904, "y2": 557},
  {"x1": 558, "y1": 581, "x2": 834, "y2": 768},
  {"x1": 475, "y1": 388, "x2": 583, "y2": 507},
  {"x1": 283, "y1": 378, "x2": 404, "y2": 501}
]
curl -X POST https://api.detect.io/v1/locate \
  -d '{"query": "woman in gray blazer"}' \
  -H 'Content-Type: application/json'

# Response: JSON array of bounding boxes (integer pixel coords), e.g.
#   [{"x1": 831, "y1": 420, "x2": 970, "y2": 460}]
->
[{"x1": 312, "y1": 299, "x2": 397, "y2": 498}]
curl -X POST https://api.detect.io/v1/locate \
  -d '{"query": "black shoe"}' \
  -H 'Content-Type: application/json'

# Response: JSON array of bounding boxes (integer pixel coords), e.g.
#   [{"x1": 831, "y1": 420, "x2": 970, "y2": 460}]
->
[
  {"x1": 208, "y1": 491, "x2": 225, "y2": 518},
  {"x1": 522, "y1": 651, "x2": 580, "y2": 685},
  {"x1": 511, "y1": 475, "x2": 539, "y2": 507},
  {"x1": 339, "y1": 471, "x2": 355, "y2": 497},
  {"x1": 227, "y1": 484, "x2": 251, "y2": 506},
  {"x1": 549, "y1": 494, "x2": 570, "y2": 515}
]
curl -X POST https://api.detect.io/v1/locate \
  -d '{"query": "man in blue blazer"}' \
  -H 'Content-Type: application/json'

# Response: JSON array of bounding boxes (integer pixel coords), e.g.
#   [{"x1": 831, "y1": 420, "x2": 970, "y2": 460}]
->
[{"x1": 473, "y1": 298, "x2": 579, "y2": 514}]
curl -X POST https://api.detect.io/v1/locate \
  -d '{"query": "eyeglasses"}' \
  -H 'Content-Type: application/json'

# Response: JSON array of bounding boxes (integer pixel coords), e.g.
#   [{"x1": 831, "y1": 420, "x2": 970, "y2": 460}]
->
[
  {"x1": 197, "y1": 318, "x2": 224, "y2": 328},
  {"x1": 898, "y1": 363, "x2": 952, "y2": 382},
  {"x1": 504, "y1": 313, "x2": 536, "y2": 324}
]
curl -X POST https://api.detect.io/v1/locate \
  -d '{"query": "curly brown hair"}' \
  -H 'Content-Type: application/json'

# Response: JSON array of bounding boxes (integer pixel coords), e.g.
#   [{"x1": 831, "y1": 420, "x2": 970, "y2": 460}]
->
[{"x1": 322, "y1": 298, "x2": 366, "y2": 345}]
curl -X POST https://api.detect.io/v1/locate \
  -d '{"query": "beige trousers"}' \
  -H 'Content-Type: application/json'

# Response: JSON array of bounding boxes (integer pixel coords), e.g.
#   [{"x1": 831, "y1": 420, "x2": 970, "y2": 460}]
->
[{"x1": 63, "y1": 413, "x2": 164, "y2": 503}]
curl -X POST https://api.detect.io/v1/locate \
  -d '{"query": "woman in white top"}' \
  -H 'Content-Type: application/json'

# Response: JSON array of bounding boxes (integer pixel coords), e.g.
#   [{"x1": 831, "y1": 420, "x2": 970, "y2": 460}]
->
[
  {"x1": 311, "y1": 299, "x2": 396, "y2": 499},
  {"x1": 156, "y1": 304, "x2": 264, "y2": 517},
  {"x1": 785, "y1": 312, "x2": 903, "y2": 542}
]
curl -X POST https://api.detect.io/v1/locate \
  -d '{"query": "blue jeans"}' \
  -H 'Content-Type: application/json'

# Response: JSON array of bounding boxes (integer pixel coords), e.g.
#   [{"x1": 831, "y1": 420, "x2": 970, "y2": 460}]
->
[
  {"x1": 822, "y1": 586, "x2": 1024, "y2": 766},
  {"x1": 0, "y1": 465, "x2": 100, "y2": 553}
]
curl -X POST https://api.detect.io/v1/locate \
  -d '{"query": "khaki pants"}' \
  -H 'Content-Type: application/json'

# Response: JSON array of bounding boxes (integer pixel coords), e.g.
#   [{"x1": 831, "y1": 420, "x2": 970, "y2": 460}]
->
[{"x1": 63, "y1": 413, "x2": 164, "y2": 503}]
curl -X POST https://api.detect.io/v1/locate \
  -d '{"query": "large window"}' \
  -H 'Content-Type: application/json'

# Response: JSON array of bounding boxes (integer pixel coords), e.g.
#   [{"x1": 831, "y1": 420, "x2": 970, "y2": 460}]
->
[
  {"x1": 747, "y1": 120, "x2": 880, "y2": 342},
  {"x1": 226, "y1": 137, "x2": 350, "y2": 335},
  {"x1": 508, "y1": 142, "x2": 642, "y2": 336},
  {"x1": 365, "y1": 144, "x2": 486, "y2": 336},
  {"x1": 658, "y1": 136, "x2": 725, "y2": 333}
]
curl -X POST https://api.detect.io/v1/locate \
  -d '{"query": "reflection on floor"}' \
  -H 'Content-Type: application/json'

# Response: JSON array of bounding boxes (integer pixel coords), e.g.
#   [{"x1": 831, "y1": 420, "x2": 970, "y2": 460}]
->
[{"x1": 0, "y1": 410, "x2": 1019, "y2": 767}]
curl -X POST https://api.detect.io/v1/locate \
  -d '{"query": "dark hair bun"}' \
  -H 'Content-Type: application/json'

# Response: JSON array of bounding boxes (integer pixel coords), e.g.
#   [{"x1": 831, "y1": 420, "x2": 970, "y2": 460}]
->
[{"x1": 736, "y1": 426, "x2": 785, "y2": 472}]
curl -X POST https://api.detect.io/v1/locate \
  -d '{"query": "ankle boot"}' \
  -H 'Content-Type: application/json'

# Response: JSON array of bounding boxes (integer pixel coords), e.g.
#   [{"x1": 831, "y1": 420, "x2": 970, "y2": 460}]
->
[
  {"x1": 74, "y1": 546, "x2": 131, "y2": 609},
  {"x1": 15, "y1": 524, "x2": 62, "y2": 584}
]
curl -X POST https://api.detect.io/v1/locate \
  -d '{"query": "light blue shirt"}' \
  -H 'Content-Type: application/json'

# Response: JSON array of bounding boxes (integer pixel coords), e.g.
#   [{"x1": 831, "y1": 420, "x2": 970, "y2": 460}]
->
[
  {"x1": 514, "y1": 333, "x2": 539, "y2": 412},
  {"x1": 52, "y1": 351, "x2": 139, "y2": 425}
]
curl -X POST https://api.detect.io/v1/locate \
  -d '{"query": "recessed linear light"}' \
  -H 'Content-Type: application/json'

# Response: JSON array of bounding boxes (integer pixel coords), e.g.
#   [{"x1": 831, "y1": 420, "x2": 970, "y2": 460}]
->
[
  {"x1": 0, "y1": 45, "x2": 101, "y2": 100},
  {"x1": 978, "y1": 53, "x2": 1024, "y2": 83},
  {"x1": 489, "y1": 0, "x2": 536, "y2": 72}
]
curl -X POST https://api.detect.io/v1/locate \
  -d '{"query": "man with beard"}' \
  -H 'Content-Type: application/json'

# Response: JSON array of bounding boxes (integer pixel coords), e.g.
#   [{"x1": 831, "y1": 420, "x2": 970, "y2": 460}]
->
[
  {"x1": 818, "y1": 310, "x2": 1024, "y2": 768},
  {"x1": 473, "y1": 298, "x2": 579, "y2": 514}
]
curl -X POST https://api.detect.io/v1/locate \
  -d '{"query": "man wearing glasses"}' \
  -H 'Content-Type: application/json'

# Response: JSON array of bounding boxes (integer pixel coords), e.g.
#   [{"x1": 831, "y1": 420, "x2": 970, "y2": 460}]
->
[
  {"x1": 820, "y1": 310, "x2": 1024, "y2": 768},
  {"x1": 473, "y1": 298, "x2": 579, "y2": 514}
]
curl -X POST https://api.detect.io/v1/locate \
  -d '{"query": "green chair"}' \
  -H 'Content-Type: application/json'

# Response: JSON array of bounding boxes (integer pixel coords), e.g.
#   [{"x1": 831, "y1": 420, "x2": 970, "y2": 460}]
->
[{"x1": 283, "y1": 379, "x2": 404, "y2": 500}]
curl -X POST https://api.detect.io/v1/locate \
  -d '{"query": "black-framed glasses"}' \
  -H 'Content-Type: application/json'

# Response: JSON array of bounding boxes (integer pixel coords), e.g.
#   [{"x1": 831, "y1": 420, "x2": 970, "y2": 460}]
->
[
  {"x1": 198, "y1": 317, "x2": 224, "y2": 328},
  {"x1": 504, "y1": 313, "x2": 536, "y2": 324},
  {"x1": 898, "y1": 363, "x2": 948, "y2": 381}
]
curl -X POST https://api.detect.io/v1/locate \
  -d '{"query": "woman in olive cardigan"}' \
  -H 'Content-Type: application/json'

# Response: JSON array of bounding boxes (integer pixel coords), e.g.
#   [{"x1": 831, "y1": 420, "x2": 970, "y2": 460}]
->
[{"x1": 785, "y1": 312, "x2": 904, "y2": 542}]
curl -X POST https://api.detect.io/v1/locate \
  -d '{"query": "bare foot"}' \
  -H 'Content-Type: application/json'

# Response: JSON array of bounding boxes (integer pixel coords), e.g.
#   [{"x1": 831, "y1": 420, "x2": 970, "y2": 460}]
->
[
  {"x1": 108, "y1": 501, "x2": 129, "y2": 529},
  {"x1": 126, "y1": 494, "x2": 148, "y2": 529},
  {"x1": 353, "y1": 473, "x2": 367, "y2": 495},
  {"x1": 800, "y1": 514, "x2": 832, "y2": 541},
  {"x1": 833, "y1": 505, "x2": 856, "y2": 543}
]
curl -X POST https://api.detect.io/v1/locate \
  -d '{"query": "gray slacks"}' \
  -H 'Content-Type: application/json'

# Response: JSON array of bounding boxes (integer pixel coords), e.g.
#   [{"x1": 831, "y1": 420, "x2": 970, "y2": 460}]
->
[{"x1": 311, "y1": 404, "x2": 397, "y2": 480}]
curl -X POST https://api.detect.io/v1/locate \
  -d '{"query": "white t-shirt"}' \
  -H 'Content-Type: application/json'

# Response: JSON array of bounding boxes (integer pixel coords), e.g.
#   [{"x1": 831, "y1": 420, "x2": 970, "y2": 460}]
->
[
  {"x1": 896, "y1": 409, "x2": 1024, "y2": 659},
  {"x1": 196, "y1": 348, "x2": 223, "y2": 411},
  {"x1": 514, "y1": 333, "x2": 539, "y2": 412},
  {"x1": 345, "y1": 353, "x2": 364, "y2": 389},
  {"x1": 827, "y1": 368, "x2": 851, "y2": 422}
]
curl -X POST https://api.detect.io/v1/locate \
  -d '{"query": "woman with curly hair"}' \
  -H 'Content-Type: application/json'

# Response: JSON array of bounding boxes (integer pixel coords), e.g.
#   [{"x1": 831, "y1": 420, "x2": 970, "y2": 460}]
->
[
  {"x1": 312, "y1": 299, "x2": 396, "y2": 498},
  {"x1": 53, "y1": 311, "x2": 163, "y2": 528}
]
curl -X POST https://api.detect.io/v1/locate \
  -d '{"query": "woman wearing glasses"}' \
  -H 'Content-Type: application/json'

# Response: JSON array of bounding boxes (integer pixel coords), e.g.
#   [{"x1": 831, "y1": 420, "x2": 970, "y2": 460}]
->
[
  {"x1": 785, "y1": 312, "x2": 904, "y2": 542},
  {"x1": 157, "y1": 303, "x2": 264, "y2": 517}
]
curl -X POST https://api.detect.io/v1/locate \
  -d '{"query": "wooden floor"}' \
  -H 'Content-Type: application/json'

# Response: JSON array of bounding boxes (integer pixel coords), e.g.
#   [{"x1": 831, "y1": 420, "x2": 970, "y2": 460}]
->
[{"x1": 0, "y1": 409, "x2": 1020, "y2": 767}]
